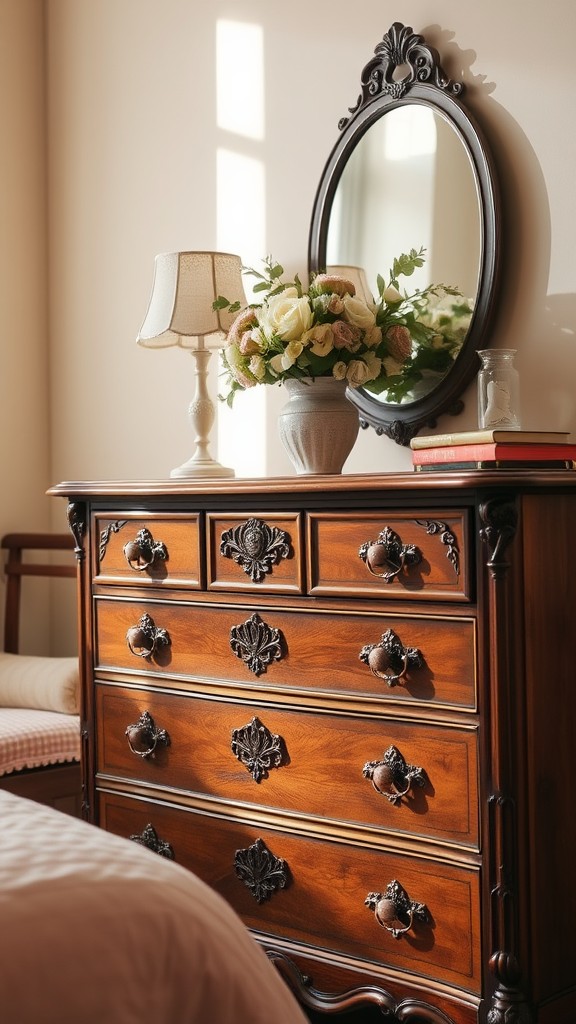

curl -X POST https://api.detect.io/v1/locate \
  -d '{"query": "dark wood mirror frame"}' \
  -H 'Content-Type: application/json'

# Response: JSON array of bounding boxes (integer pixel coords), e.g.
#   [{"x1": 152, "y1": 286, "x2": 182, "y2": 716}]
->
[{"x1": 308, "y1": 22, "x2": 501, "y2": 446}]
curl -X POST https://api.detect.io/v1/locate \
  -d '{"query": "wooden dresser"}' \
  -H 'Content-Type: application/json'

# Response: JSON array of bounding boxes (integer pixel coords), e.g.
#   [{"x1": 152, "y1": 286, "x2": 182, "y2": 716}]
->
[{"x1": 49, "y1": 471, "x2": 576, "y2": 1024}]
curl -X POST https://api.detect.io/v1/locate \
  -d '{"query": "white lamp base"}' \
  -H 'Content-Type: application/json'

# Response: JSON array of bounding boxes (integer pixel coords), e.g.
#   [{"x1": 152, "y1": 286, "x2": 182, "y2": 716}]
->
[
  {"x1": 169, "y1": 347, "x2": 235, "y2": 479},
  {"x1": 170, "y1": 457, "x2": 234, "y2": 479}
]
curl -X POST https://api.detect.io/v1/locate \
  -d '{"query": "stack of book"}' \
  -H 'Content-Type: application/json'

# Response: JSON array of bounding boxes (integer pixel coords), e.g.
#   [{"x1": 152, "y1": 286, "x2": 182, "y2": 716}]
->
[{"x1": 410, "y1": 430, "x2": 576, "y2": 471}]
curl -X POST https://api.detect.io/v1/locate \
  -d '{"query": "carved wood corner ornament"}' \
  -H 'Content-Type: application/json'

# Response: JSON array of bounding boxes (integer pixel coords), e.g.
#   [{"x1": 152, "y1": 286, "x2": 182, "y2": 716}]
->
[
  {"x1": 487, "y1": 952, "x2": 532, "y2": 1024},
  {"x1": 479, "y1": 495, "x2": 519, "y2": 579},
  {"x1": 66, "y1": 501, "x2": 86, "y2": 560},
  {"x1": 416, "y1": 519, "x2": 460, "y2": 577}
]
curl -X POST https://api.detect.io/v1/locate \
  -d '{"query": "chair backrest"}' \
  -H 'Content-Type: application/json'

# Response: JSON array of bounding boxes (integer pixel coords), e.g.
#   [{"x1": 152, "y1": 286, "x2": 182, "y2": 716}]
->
[{"x1": 1, "y1": 533, "x2": 76, "y2": 654}]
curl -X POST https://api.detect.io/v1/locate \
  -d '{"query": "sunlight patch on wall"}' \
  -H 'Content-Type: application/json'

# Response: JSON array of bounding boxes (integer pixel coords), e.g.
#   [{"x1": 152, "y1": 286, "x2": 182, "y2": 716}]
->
[
  {"x1": 216, "y1": 20, "x2": 264, "y2": 140},
  {"x1": 215, "y1": 19, "x2": 267, "y2": 476}
]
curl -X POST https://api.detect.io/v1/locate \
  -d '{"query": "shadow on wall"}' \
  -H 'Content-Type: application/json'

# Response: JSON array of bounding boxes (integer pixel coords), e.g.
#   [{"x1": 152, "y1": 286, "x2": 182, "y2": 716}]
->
[{"x1": 521, "y1": 294, "x2": 576, "y2": 432}]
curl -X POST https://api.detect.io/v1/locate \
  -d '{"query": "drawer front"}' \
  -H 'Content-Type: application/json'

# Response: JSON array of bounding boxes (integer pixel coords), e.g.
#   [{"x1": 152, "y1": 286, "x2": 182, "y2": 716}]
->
[
  {"x1": 207, "y1": 512, "x2": 304, "y2": 594},
  {"x1": 94, "y1": 598, "x2": 477, "y2": 709},
  {"x1": 95, "y1": 515, "x2": 202, "y2": 588},
  {"x1": 96, "y1": 686, "x2": 479, "y2": 847},
  {"x1": 98, "y1": 791, "x2": 481, "y2": 994},
  {"x1": 308, "y1": 512, "x2": 471, "y2": 602}
]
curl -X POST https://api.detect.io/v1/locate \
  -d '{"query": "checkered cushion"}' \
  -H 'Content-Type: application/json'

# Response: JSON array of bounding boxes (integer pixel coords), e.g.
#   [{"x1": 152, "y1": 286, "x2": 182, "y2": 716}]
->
[{"x1": 0, "y1": 708, "x2": 80, "y2": 776}]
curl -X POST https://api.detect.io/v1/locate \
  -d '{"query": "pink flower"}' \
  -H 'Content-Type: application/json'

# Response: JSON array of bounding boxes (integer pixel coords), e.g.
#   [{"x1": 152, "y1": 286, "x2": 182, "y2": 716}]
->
[
  {"x1": 227, "y1": 307, "x2": 259, "y2": 347},
  {"x1": 332, "y1": 320, "x2": 361, "y2": 351},
  {"x1": 314, "y1": 273, "x2": 356, "y2": 297},
  {"x1": 239, "y1": 330, "x2": 261, "y2": 355},
  {"x1": 386, "y1": 325, "x2": 412, "y2": 362}
]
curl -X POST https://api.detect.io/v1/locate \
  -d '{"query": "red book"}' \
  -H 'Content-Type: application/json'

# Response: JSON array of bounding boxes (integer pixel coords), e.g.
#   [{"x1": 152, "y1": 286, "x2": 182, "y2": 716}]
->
[{"x1": 412, "y1": 441, "x2": 576, "y2": 465}]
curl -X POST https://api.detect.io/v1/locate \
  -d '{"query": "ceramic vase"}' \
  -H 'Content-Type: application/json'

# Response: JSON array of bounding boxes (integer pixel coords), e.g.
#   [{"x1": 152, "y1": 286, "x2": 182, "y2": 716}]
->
[{"x1": 278, "y1": 377, "x2": 359, "y2": 475}]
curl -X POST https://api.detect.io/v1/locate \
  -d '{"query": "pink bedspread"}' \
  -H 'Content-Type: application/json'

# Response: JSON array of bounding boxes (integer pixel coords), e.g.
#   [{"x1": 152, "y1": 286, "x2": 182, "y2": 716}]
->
[{"x1": 0, "y1": 790, "x2": 308, "y2": 1024}]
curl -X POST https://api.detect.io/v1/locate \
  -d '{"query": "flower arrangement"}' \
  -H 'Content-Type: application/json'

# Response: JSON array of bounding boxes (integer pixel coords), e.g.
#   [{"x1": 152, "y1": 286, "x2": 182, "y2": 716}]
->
[{"x1": 215, "y1": 249, "x2": 472, "y2": 406}]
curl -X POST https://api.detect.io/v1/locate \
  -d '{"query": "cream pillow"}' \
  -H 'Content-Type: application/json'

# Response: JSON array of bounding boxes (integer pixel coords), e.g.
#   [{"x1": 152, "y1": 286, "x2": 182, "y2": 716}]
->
[{"x1": 0, "y1": 652, "x2": 79, "y2": 715}]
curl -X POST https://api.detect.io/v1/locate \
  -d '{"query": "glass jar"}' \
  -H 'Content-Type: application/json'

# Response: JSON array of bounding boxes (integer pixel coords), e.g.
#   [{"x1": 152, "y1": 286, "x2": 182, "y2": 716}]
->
[{"x1": 477, "y1": 349, "x2": 521, "y2": 430}]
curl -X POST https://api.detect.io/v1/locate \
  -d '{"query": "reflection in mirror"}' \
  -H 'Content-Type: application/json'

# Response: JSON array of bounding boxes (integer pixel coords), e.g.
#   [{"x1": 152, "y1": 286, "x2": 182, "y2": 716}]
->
[
  {"x1": 308, "y1": 22, "x2": 500, "y2": 444},
  {"x1": 326, "y1": 106, "x2": 481, "y2": 406},
  {"x1": 327, "y1": 107, "x2": 480, "y2": 306}
]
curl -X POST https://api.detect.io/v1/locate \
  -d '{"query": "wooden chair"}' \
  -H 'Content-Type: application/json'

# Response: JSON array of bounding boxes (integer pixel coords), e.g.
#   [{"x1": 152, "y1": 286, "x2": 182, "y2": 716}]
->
[{"x1": 0, "y1": 533, "x2": 81, "y2": 815}]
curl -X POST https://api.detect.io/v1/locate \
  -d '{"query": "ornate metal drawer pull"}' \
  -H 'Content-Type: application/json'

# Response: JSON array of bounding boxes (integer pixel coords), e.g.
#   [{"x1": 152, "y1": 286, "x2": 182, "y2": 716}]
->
[
  {"x1": 220, "y1": 518, "x2": 290, "y2": 582},
  {"x1": 231, "y1": 716, "x2": 284, "y2": 782},
  {"x1": 363, "y1": 745, "x2": 427, "y2": 805},
  {"x1": 229, "y1": 612, "x2": 283, "y2": 676},
  {"x1": 123, "y1": 528, "x2": 168, "y2": 571},
  {"x1": 359, "y1": 527, "x2": 422, "y2": 583},
  {"x1": 129, "y1": 823, "x2": 174, "y2": 860},
  {"x1": 359, "y1": 628, "x2": 424, "y2": 687},
  {"x1": 126, "y1": 613, "x2": 170, "y2": 658},
  {"x1": 365, "y1": 880, "x2": 429, "y2": 939},
  {"x1": 234, "y1": 838, "x2": 288, "y2": 903},
  {"x1": 125, "y1": 710, "x2": 170, "y2": 759}
]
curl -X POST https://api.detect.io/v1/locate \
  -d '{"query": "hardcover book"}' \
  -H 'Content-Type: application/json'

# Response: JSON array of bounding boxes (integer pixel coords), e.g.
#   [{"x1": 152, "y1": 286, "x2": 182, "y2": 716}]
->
[
  {"x1": 412, "y1": 442, "x2": 576, "y2": 466},
  {"x1": 414, "y1": 460, "x2": 575, "y2": 472},
  {"x1": 410, "y1": 429, "x2": 570, "y2": 450}
]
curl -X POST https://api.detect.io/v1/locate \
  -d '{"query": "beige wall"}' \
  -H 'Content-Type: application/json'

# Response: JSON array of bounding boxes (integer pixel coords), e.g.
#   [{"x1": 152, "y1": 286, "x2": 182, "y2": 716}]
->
[
  {"x1": 0, "y1": 1, "x2": 50, "y2": 528},
  {"x1": 3, "y1": 0, "x2": 576, "y2": 517}
]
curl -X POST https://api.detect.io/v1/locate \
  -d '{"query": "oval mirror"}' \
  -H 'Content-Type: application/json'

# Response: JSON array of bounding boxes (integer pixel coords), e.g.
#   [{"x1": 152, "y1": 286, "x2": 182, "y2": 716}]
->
[{"x1": 308, "y1": 22, "x2": 501, "y2": 445}]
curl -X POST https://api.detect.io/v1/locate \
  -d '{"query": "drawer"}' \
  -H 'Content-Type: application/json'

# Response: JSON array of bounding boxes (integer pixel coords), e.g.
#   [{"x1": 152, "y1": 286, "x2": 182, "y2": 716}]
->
[
  {"x1": 95, "y1": 514, "x2": 202, "y2": 588},
  {"x1": 307, "y1": 511, "x2": 471, "y2": 602},
  {"x1": 96, "y1": 686, "x2": 479, "y2": 848},
  {"x1": 94, "y1": 598, "x2": 477, "y2": 709},
  {"x1": 98, "y1": 791, "x2": 481, "y2": 994},
  {"x1": 206, "y1": 512, "x2": 304, "y2": 594}
]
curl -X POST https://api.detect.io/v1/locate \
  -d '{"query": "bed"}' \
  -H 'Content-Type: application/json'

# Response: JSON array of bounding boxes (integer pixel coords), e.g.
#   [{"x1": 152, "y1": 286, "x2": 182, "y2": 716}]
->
[{"x1": 0, "y1": 789, "x2": 309, "y2": 1024}]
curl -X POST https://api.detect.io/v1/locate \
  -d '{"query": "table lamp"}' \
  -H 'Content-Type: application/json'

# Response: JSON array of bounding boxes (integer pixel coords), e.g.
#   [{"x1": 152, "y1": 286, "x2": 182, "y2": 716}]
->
[{"x1": 137, "y1": 250, "x2": 246, "y2": 478}]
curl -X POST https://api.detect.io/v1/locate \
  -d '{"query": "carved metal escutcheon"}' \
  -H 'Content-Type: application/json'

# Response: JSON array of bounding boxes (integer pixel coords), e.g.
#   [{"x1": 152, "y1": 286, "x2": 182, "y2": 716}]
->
[
  {"x1": 125, "y1": 710, "x2": 170, "y2": 759},
  {"x1": 234, "y1": 838, "x2": 288, "y2": 903},
  {"x1": 359, "y1": 527, "x2": 422, "y2": 583},
  {"x1": 229, "y1": 612, "x2": 283, "y2": 676},
  {"x1": 359, "y1": 628, "x2": 424, "y2": 687},
  {"x1": 363, "y1": 745, "x2": 427, "y2": 805},
  {"x1": 365, "y1": 880, "x2": 429, "y2": 939},
  {"x1": 129, "y1": 823, "x2": 174, "y2": 860},
  {"x1": 220, "y1": 518, "x2": 290, "y2": 582},
  {"x1": 231, "y1": 716, "x2": 284, "y2": 782}
]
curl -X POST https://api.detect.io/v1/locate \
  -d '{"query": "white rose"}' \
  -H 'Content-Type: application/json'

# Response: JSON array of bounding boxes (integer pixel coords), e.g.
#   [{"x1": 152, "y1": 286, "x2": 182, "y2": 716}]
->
[
  {"x1": 383, "y1": 285, "x2": 402, "y2": 305},
  {"x1": 269, "y1": 339, "x2": 304, "y2": 374},
  {"x1": 364, "y1": 324, "x2": 382, "y2": 349},
  {"x1": 346, "y1": 359, "x2": 372, "y2": 387},
  {"x1": 306, "y1": 323, "x2": 334, "y2": 357},
  {"x1": 262, "y1": 293, "x2": 313, "y2": 341},
  {"x1": 342, "y1": 295, "x2": 377, "y2": 331},
  {"x1": 249, "y1": 354, "x2": 266, "y2": 380},
  {"x1": 362, "y1": 351, "x2": 383, "y2": 382},
  {"x1": 383, "y1": 355, "x2": 404, "y2": 377}
]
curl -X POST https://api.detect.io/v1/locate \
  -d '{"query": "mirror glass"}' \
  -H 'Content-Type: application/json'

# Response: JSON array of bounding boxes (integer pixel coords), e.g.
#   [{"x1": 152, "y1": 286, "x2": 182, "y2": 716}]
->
[{"x1": 308, "y1": 23, "x2": 500, "y2": 444}]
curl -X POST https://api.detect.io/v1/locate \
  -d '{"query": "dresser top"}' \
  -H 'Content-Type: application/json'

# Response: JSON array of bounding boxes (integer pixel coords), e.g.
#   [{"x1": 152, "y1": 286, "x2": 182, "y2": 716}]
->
[{"x1": 48, "y1": 469, "x2": 576, "y2": 501}]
